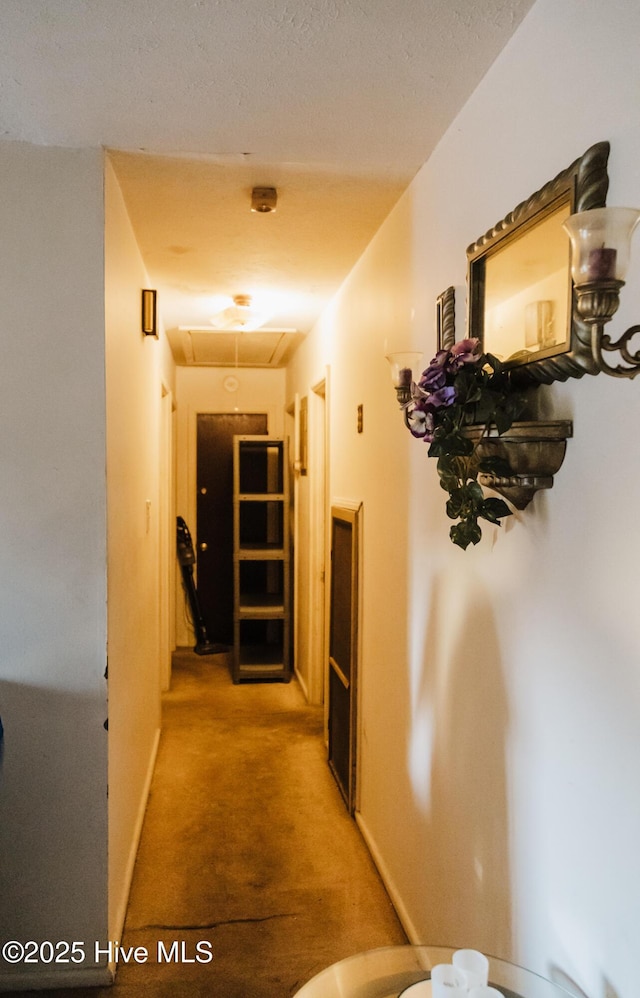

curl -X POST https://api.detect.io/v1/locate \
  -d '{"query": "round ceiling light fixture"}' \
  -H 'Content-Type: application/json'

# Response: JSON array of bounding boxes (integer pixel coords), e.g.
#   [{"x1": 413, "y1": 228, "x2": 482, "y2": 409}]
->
[
  {"x1": 232, "y1": 293, "x2": 252, "y2": 310},
  {"x1": 210, "y1": 294, "x2": 270, "y2": 331}
]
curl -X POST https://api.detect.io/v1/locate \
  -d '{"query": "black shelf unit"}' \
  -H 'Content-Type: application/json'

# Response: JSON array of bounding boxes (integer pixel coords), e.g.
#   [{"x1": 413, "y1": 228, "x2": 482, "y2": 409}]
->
[{"x1": 232, "y1": 436, "x2": 291, "y2": 682}]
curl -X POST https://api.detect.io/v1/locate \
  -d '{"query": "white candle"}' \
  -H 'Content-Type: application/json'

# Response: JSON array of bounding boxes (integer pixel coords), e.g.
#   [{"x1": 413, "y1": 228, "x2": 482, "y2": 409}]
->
[{"x1": 430, "y1": 964, "x2": 469, "y2": 998}]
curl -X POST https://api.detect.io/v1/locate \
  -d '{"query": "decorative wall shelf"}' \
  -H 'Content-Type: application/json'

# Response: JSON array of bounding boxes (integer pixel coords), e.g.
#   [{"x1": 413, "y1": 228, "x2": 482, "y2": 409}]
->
[{"x1": 463, "y1": 420, "x2": 573, "y2": 509}]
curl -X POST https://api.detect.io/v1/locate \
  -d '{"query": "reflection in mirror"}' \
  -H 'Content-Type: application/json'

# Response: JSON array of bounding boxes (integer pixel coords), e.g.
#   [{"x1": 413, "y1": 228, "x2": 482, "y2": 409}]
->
[
  {"x1": 483, "y1": 201, "x2": 571, "y2": 364},
  {"x1": 466, "y1": 141, "x2": 611, "y2": 386}
]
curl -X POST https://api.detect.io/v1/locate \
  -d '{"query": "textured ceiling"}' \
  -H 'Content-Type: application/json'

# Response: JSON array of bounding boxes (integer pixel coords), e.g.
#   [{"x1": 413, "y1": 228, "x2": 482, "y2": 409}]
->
[
  {"x1": 0, "y1": 0, "x2": 536, "y2": 364},
  {"x1": 108, "y1": 149, "x2": 410, "y2": 359}
]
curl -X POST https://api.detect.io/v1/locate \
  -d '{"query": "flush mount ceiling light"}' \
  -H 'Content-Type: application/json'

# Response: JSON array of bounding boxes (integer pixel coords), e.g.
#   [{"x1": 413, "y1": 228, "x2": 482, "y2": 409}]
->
[
  {"x1": 251, "y1": 187, "x2": 277, "y2": 213},
  {"x1": 210, "y1": 294, "x2": 269, "y2": 331}
]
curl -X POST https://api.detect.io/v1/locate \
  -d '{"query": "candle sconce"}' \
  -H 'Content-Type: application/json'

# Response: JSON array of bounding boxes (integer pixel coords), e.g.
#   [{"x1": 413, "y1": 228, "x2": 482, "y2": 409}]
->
[
  {"x1": 563, "y1": 207, "x2": 640, "y2": 378},
  {"x1": 386, "y1": 351, "x2": 422, "y2": 427}
]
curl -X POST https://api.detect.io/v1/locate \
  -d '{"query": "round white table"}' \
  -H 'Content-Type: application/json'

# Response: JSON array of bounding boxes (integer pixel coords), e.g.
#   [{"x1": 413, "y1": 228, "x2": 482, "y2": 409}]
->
[{"x1": 293, "y1": 945, "x2": 576, "y2": 998}]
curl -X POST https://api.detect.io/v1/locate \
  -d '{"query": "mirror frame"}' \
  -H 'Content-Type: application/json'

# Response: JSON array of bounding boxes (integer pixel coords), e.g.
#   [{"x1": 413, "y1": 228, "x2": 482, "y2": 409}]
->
[
  {"x1": 436, "y1": 285, "x2": 456, "y2": 351},
  {"x1": 466, "y1": 141, "x2": 610, "y2": 386}
]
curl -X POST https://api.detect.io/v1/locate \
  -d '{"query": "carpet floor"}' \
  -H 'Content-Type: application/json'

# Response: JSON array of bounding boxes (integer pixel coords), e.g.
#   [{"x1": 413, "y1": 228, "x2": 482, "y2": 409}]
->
[{"x1": 13, "y1": 649, "x2": 406, "y2": 996}]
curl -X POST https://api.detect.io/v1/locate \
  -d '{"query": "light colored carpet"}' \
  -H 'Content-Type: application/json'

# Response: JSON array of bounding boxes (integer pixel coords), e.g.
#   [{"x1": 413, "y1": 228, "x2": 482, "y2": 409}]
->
[{"x1": 9, "y1": 649, "x2": 406, "y2": 996}]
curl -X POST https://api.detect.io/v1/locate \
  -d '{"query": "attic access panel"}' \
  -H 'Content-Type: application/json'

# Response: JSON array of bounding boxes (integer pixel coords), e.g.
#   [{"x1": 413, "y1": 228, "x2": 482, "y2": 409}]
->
[{"x1": 180, "y1": 328, "x2": 303, "y2": 367}]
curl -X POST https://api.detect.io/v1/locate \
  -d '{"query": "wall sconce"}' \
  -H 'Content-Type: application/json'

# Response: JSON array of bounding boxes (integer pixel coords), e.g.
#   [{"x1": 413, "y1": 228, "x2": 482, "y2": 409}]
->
[
  {"x1": 563, "y1": 207, "x2": 640, "y2": 377},
  {"x1": 386, "y1": 352, "x2": 423, "y2": 407},
  {"x1": 141, "y1": 289, "x2": 157, "y2": 337}
]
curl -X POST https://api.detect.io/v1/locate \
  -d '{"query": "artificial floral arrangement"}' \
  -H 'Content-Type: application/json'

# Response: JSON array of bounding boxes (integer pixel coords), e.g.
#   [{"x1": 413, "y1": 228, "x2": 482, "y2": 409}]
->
[{"x1": 404, "y1": 338, "x2": 528, "y2": 549}]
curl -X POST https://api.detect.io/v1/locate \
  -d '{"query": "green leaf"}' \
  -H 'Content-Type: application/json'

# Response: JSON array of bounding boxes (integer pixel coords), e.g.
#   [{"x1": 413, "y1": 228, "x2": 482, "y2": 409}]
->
[
  {"x1": 478, "y1": 455, "x2": 513, "y2": 477},
  {"x1": 446, "y1": 481, "x2": 485, "y2": 520},
  {"x1": 493, "y1": 390, "x2": 528, "y2": 434},
  {"x1": 479, "y1": 497, "x2": 513, "y2": 524},
  {"x1": 485, "y1": 352, "x2": 505, "y2": 374},
  {"x1": 450, "y1": 519, "x2": 482, "y2": 549},
  {"x1": 437, "y1": 456, "x2": 459, "y2": 492},
  {"x1": 464, "y1": 384, "x2": 484, "y2": 405},
  {"x1": 446, "y1": 489, "x2": 465, "y2": 519},
  {"x1": 439, "y1": 430, "x2": 475, "y2": 457},
  {"x1": 466, "y1": 480, "x2": 485, "y2": 503},
  {"x1": 493, "y1": 407, "x2": 514, "y2": 436}
]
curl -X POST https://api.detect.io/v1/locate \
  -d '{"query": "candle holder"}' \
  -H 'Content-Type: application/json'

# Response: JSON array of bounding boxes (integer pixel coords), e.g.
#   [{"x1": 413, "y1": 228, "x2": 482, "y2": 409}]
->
[
  {"x1": 563, "y1": 207, "x2": 640, "y2": 378},
  {"x1": 386, "y1": 352, "x2": 423, "y2": 410}
]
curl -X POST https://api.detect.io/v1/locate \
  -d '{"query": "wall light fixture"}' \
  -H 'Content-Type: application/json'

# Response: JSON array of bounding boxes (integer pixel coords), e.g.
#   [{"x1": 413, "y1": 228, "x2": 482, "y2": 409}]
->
[
  {"x1": 563, "y1": 206, "x2": 640, "y2": 377},
  {"x1": 141, "y1": 288, "x2": 157, "y2": 337},
  {"x1": 386, "y1": 351, "x2": 422, "y2": 418}
]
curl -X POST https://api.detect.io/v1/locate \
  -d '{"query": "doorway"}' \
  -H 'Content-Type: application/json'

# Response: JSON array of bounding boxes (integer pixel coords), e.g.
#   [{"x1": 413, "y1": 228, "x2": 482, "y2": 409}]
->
[
  {"x1": 196, "y1": 412, "x2": 268, "y2": 644},
  {"x1": 328, "y1": 502, "x2": 361, "y2": 812},
  {"x1": 308, "y1": 379, "x2": 327, "y2": 705}
]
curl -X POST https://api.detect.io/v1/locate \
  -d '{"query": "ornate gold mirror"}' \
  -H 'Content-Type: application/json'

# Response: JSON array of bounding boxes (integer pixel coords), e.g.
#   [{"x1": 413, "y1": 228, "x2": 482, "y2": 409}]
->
[{"x1": 467, "y1": 141, "x2": 610, "y2": 385}]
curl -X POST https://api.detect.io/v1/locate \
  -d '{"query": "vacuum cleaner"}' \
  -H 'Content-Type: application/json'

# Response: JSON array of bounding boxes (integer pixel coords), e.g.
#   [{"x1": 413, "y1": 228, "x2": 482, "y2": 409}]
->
[{"x1": 176, "y1": 515, "x2": 227, "y2": 655}]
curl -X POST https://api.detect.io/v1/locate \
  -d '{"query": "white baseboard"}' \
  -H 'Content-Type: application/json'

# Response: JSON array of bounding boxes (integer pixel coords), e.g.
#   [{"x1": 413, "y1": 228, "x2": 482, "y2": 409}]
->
[
  {"x1": 0, "y1": 963, "x2": 113, "y2": 992},
  {"x1": 355, "y1": 811, "x2": 422, "y2": 945},
  {"x1": 109, "y1": 726, "x2": 161, "y2": 944}
]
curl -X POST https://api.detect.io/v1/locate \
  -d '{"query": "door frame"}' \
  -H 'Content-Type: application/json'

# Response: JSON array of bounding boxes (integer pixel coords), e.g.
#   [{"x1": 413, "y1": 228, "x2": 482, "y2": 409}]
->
[
  {"x1": 290, "y1": 370, "x2": 330, "y2": 707},
  {"x1": 328, "y1": 499, "x2": 362, "y2": 813},
  {"x1": 185, "y1": 403, "x2": 281, "y2": 561},
  {"x1": 194, "y1": 411, "x2": 272, "y2": 645},
  {"x1": 159, "y1": 384, "x2": 175, "y2": 690},
  {"x1": 307, "y1": 377, "x2": 328, "y2": 705},
  {"x1": 174, "y1": 402, "x2": 281, "y2": 649}
]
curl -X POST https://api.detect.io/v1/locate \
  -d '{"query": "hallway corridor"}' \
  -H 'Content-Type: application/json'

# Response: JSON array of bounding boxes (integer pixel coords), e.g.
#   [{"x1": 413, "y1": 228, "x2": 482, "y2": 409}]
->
[{"x1": 17, "y1": 649, "x2": 405, "y2": 998}]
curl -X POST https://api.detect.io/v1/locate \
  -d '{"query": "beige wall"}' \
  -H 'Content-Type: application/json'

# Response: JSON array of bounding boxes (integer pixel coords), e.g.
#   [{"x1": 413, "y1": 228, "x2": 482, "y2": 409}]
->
[
  {"x1": 0, "y1": 142, "x2": 109, "y2": 989},
  {"x1": 0, "y1": 145, "x2": 177, "y2": 990},
  {"x1": 174, "y1": 365, "x2": 286, "y2": 647},
  {"x1": 287, "y1": 1, "x2": 640, "y2": 994},
  {"x1": 2, "y1": 2, "x2": 639, "y2": 992},
  {"x1": 104, "y1": 157, "x2": 177, "y2": 944}
]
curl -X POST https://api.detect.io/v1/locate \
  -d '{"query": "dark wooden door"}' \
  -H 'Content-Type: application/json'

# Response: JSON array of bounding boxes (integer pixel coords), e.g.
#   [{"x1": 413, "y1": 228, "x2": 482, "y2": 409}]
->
[
  {"x1": 196, "y1": 413, "x2": 268, "y2": 644},
  {"x1": 328, "y1": 504, "x2": 360, "y2": 812}
]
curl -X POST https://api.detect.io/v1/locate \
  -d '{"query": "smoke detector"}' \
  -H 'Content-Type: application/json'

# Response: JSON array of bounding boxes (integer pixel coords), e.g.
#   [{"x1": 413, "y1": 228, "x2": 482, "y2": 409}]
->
[{"x1": 251, "y1": 187, "x2": 277, "y2": 213}]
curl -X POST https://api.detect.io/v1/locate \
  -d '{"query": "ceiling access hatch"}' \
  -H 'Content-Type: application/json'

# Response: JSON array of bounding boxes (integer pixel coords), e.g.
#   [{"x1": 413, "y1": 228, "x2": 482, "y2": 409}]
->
[{"x1": 179, "y1": 327, "x2": 303, "y2": 367}]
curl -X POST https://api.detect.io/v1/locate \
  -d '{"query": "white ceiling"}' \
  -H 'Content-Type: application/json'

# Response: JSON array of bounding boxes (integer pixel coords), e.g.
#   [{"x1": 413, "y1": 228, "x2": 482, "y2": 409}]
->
[{"x1": 0, "y1": 0, "x2": 535, "y2": 365}]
